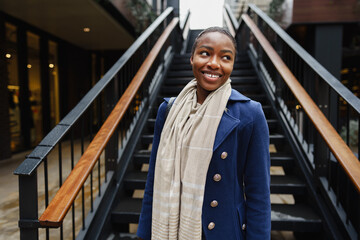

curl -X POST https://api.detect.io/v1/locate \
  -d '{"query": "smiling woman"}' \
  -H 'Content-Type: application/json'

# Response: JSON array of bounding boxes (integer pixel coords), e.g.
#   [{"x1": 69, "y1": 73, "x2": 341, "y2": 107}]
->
[{"x1": 137, "y1": 27, "x2": 271, "y2": 240}]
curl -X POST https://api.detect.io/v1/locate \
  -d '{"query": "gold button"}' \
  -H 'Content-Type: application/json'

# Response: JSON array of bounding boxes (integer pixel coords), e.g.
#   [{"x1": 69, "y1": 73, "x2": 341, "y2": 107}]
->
[
  {"x1": 221, "y1": 152, "x2": 228, "y2": 159},
  {"x1": 210, "y1": 200, "x2": 218, "y2": 207},
  {"x1": 208, "y1": 222, "x2": 215, "y2": 230},
  {"x1": 242, "y1": 224, "x2": 246, "y2": 230},
  {"x1": 213, "y1": 174, "x2": 222, "y2": 182}
]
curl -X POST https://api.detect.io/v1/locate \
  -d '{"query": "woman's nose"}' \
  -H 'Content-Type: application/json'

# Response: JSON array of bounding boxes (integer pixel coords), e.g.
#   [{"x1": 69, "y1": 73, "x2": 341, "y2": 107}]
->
[{"x1": 207, "y1": 56, "x2": 220, "y2": 69}]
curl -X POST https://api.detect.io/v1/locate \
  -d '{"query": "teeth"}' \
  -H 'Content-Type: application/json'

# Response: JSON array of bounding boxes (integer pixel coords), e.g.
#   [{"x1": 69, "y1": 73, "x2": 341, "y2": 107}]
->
[{"x1": 205, "y1": 73, "x2": 219, "y2": 78}]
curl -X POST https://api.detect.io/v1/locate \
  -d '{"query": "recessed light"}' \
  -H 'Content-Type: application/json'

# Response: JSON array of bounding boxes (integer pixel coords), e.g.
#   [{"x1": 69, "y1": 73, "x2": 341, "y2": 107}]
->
[
  {"x1": 49, "y1": 64, "x2": 54, "y2": 68},
  {"x1": 5, "y1": 53, "x2": 11, "y2": 59},
  {"x1": 27, "y1": 64, "x2": 32, "y2": 69},
  {"x1": 83, "y1": 27, "x2": 91, "y2": 33}
]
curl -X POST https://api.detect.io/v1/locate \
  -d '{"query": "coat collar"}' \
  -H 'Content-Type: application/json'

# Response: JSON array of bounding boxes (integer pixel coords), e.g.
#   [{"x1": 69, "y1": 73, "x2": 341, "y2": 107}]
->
[{"x1": 228, "y1": 89, "x2": 250, "y2": 102}]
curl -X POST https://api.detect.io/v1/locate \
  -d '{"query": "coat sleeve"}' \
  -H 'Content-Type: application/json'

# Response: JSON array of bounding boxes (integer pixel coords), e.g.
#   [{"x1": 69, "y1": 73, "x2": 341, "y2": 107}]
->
[
  {"x1": 243, "y1": 102, "x2": 271, "y2": 239},
  {"x1": 137, "y1": 102, "x2": 167, "y2": 239}
]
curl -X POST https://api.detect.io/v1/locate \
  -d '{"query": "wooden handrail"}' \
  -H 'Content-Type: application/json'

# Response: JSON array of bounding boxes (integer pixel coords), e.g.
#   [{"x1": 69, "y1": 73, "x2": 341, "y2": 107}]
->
[
  {"x1": 242, "y1": 13, "x2": 360, "y2": 192},
  {"x1": 39, "y1": 17, "x2": 180, "y2": 227},
  {"x1": 246, "y1": 4, "x2": 360, "y2": 114},
  {"x1": 223, "y1": 7, "x2": 236, "y2": 37},
  {"x1": 224, "y1": 3, "x2": 239, "y2": 35}
]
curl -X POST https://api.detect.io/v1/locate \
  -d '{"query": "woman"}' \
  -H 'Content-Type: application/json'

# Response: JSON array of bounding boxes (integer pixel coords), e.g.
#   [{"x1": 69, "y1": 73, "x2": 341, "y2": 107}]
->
[{"x1": 137, "y1": 27, "x2": 271, "y2": 240}]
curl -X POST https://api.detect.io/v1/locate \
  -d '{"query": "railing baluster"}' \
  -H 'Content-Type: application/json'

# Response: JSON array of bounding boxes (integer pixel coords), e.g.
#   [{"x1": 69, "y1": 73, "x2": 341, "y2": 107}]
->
[
  {"x1": 90, "y1": 102, "x2": 94, "y2": 212},
  {"x1": 82, "y1": 186, "x2": 85, "y2": 230},
  {"x1": 358, "y1": 116, "x2": 360, "y2": 160},
  {"x1": 91, "y1": 171, "x2": 94, "y2": 212},
  {"x1": 58, "y1": 142, "x2": 64, "y2": 239},
  {"x1": 346, "y1": 178, "x2": 350, "y2": 224},
  {"x1": 71, "y1": 129, "x2": 75, "y2": 240},
  {"x1": 44, "y1": 157, "x2": 49, "y2": 240},
  {"x1": 336, "y1": 158, "x2": 340, "y2": 207},
  {"x1": 346, "y1": 104, "x2": 350, "y2": 145},
  {"x1": 98, "y1": 156, "x2": 101, "y2": 196},
  {"x1": 59, "y1": 142, "x2": 63, "y2": 186}
]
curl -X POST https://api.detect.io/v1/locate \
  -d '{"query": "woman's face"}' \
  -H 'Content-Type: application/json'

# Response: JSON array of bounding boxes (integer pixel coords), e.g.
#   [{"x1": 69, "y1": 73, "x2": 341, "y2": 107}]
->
[{"x1": 190, "y1": 31, "x2": 235, "y2": 103}]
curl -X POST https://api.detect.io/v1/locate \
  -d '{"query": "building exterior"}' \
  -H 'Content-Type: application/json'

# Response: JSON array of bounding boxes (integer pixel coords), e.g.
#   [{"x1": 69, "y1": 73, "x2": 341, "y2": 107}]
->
[
  {"x1": 0, "y1": 0, "x2": 164, "y2": 160},
  {"x1": 279, "y1": 0, "x2": 360, "y2": 151}
]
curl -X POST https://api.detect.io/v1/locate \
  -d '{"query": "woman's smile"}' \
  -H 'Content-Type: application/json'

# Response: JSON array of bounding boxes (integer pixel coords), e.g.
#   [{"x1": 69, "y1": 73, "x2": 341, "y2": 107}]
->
[{"x1": 202, "y1": 71, "x2": 222, "y2": 81}]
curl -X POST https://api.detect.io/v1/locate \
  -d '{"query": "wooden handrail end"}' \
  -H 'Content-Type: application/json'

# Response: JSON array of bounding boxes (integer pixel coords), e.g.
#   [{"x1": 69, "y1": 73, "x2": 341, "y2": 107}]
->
[{"x1": 39, "y1": 219, "x2": 62, "y2": 228}]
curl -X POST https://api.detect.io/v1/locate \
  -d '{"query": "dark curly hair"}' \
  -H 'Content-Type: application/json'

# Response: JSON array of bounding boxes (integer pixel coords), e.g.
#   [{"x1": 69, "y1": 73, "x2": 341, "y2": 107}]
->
[{"x1": 190, "y1": 27, "x2": 237, "y2": 56}]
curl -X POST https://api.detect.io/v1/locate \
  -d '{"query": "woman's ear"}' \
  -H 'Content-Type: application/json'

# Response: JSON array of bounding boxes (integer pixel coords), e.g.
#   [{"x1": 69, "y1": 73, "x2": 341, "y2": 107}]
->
[{"x1": 190, "y1": 56, "x2": 193, "y2": 65}]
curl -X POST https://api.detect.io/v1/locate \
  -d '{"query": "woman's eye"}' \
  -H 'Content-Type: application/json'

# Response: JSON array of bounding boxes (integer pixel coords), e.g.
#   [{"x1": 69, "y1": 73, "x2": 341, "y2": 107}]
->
[
  {"x1": 200, "y1": 51, "x2": 209, "y2": 56},
  {"x1": 223, "y1": 55, "x2": 231, "y2": 60}
]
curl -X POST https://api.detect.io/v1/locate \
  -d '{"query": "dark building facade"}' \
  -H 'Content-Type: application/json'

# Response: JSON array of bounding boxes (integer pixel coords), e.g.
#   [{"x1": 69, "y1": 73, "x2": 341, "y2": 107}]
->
[
  {"x1": 0, "y1": 0, "x2": 141, "y2": 159},
  {"x1": 279, "y1": 0, "x2": 360, "y2": 153}
]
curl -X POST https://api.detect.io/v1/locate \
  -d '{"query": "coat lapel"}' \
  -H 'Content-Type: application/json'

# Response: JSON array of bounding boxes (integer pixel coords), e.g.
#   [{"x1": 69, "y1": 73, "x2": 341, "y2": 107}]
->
[
  {"x1": 213, "y1": 89, "x2": 250, "y2": 151},
  {"x1": 213, "y1": 111, "x2": 240, "y2": 151}
]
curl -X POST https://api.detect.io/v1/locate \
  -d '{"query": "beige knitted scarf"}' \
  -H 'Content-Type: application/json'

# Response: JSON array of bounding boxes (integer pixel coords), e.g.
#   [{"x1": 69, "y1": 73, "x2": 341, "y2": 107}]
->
[{"x1": 152, "y1": 79, "x2": 231, "y2": 239}]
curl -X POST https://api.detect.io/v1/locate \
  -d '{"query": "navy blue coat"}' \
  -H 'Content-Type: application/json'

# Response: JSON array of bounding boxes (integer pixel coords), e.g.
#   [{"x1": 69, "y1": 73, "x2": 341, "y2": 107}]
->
[{"x1": 137, "y1": 89, "x2": 271, "y2": 239}]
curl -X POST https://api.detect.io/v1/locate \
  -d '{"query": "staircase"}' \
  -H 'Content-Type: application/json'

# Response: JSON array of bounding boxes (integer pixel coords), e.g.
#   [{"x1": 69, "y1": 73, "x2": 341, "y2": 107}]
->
[{"x1": 109, "y1": 30, "x2": 323, "y2": 239}]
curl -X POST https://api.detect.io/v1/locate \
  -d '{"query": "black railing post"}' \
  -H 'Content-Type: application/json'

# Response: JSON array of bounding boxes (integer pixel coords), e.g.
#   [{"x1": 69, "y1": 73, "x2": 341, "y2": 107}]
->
[
  {"x1": 256, "y1": 18, "x2": 264, "y2": 62},
  {"x1": 239, "y1": 26, "x2": 249, "y2": 54},
  {"x1": 18, "y1": 172, "x2": 39, "y2": 240},
  {"x1": 105, "y1": 75, "x2": 119, "y2": 172},
  {"x1": 313, "y1": 75, "x2": 330, "y2": 176}
]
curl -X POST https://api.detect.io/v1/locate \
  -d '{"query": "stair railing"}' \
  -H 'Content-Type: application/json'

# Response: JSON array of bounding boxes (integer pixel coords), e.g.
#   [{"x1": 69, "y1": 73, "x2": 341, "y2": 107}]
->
[
  {"x1": 14, "y1": 7, "x2": 183, "y2": 240},
  {"x1": 224, "y1": 3, "x2": 360, "y2": 239}
]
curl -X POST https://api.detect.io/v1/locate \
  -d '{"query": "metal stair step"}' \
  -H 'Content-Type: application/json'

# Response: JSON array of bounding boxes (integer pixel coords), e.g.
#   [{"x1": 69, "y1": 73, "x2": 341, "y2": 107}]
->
[
  {"x1": 271, "y1": 204, "x2": 322, "y2": 232},
  {"x1": 119, "y1": 233, "x2": 138, "y2": 240},
  {"x1": 270, "y1": 152, "x2": 295, "y2": 167},
  {"x1": 147, "y1": 118, "x2": 156, "y2": 128},
  {"x1": 262, "y1": 105, "x2": 273, "y2": 118},
  {"x1": 141, "y1": 135, "x2": 154, "y2": 145},
  {"x1": 270, "y1": 175, "x2": 306, "y2": 195},
  {"x1": 124, "y1": 171, "x2": 147, "y2": 190},
  {"x1": 269, "y1": 134, "x2": 286, "y2": 145},
  {"x1": 267, "y1": 119, "x2": 278, "y2": 131},
  {"x1": 111, "y1": 198, "x2": 142, "y2": 224},
  {"x1": 133, "y1": 149, "x2": 151, "y2": 164}
]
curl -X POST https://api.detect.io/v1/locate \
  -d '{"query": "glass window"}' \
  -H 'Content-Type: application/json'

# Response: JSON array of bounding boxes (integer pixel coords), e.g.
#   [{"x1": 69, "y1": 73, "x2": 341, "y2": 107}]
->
[
  {"x1": 5, "y1": 22, "x2": 22, "y2": 151},
  {"x1": 49, "y1": 40, "x2": 60, "y2": 128},
  {"x1": 27, "y1": 31, "x2": 42, "y2": 145}
]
